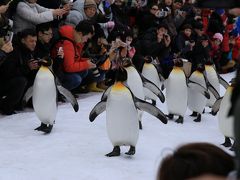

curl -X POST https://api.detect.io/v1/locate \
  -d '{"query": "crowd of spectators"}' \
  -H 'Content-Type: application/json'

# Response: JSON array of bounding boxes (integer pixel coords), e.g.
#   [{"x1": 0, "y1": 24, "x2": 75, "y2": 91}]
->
[{"x1": 0, "y1": 0, "x2": 240, "y2": 116}]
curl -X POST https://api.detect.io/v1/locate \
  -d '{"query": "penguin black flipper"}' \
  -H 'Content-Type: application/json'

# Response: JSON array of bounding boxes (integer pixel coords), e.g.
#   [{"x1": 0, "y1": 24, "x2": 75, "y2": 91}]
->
[
  {"x1": 56, "y1": 82, "x2": 79, "y2": 112},
  {"x1": 134, "y1": 97, "x2": 168, "y2": 124},
  {"x1": 207, "y1": 83, "x2": 221, "y2": 99},
  {"x1": 140, "y1": 75, "x2": 165, "y2": 103},
  {"x1": 182, "y1": 60, "x2": 192, "y2": 78},
  {"x1": 89, "y1": 98, "x2": 107, "y2": 122},
  {"x1": 22, "y1": 86, "x2": 33, "y2": 106},
  {"x1": 203, "y1": 70, "x2": 221, "y2": 99},
  {"x1": 188, "y1": 81, "x2": 210, "y2": 99},
  {"x1": 218, "y1": 74, "x2": 229, "y2": 89},
  {"x1": 101, "y1": 86, "x2": 112, "y2": 101},
  {"x1": 151, "y1": 63, "x2": 165, "y2": 82},
  {"x1": 212, "y1": 97, "x2": 223, "y2": 115}
]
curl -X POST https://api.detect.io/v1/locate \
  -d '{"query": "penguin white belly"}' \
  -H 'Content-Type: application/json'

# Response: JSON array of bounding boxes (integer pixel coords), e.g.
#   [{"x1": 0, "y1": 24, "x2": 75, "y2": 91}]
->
[
  {"x1": 106, "y1": 90, "x2": 139, "y2": 146},
  {"x1": 188, "y1": 72, "x2": 207, "y2": 113},
  {"x1": 33, "y1": 69, "x2": 57, "y2": 125},
  {"x1": 166, "y1": 68, "x2": 187, "y2": 116},
  {"x1": 188, "y1": 89, "x2": 206, "y2": 113},
  {"x1": 205, "y1": 65, "x2": 220, "y2": 107},
  {"x1": 125, "y1": 66, "x2": 144, "y2": 100},
  {"x1": 142, "y1": 64, "x2": 160, "y2": 101},
  {"x1": 218, "y1": 87, "x2": 234, "y2": 138},
  {"x1": 125, "y1": 66, "x2": 144, "y2": 121}
]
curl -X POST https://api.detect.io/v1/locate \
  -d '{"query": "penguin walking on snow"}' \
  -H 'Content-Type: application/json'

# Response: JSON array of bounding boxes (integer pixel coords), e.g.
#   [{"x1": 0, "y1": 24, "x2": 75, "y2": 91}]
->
[
  {"x1": 122, "y1": 58, "x2": 165, "y2": 129},
  {"x1": 212, "y1": 78, "x2": 236, "y2": 150},
  {"x1": 142, "y1": 56, "x2": 165, "y2": 106},
  {"x1": 187, "y1": 64, "x2": 211, "y2": 122},
  {"x1": 205, "y1": 61, "x2": 229, "y2": 113},
  {"x1": 23, "y1": 59, "x2": 79, "y2": 133},
  {"x1": 89, "y1": 68, "x2": 167, "y2": 157},
  {"x1": 165, "y1": 59, "x2": 188, "y2": 124}
]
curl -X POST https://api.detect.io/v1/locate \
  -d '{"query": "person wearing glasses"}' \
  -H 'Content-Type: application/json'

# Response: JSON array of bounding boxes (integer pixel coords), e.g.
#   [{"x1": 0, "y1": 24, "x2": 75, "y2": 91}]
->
[
  {"x1": 137, "y1": 3, "x2": 168, "y2": 37},
  {"x1": 35, "y1": 22, "x2": 57, "y2": 60}
]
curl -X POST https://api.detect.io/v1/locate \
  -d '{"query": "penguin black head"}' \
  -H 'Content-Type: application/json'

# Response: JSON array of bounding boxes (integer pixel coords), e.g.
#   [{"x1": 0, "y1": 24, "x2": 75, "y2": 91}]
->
[
  {"x1": 205, "y1": 59, "x2": 214, "y2": 65},
  {"x1": 37, "y1": 57, "x2": 52, "y2": 67},
  {"x1": 174, "y1": 58, "x2": 183, "y2": 67},
  {"x1": 196, "y1": 63, "x2": 205, "y2": 72},
  {"x1": 144, "y1": 56, "x2": 153, "y2": 63},
  {"x1": 122, "y1": 57, "x2": 132, "y2": 67},
  {"x1": 115, "y1": 68, "x2": 128, "y2": 82}
]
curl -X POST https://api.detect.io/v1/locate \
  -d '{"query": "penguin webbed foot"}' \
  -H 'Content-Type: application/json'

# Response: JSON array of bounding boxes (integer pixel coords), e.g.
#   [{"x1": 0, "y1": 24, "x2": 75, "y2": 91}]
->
[
  {"x1": 168, "y1": 114, "x2": 174, "y2": 120},
  {"x1": 193, "y1": 114, "x2": 201, "y2": 122},
  {"x1": 34, "y1": 123, "x2": 53, "y2": 134},
  {"x1": 190, "y1": 111, "x2": 198, "y2": 117},
  {"x1": 125, "y1": 146, "x2": 135, "y2": 156},
  {"x1": 175, "y1": 116, "x2": 183, "y2": 124},
  {"x1": 105, "y1": 146, "x2": 120, "y2": 157},
  {"x1": 139, "y1": 121, "x2": 142, "y2": 130},
  {"x1": 211, "y1": 110, "x2": 217, "y2": 116},
  {"x1": 221, "y1": 137, "x2": 232, "y2": 147}
]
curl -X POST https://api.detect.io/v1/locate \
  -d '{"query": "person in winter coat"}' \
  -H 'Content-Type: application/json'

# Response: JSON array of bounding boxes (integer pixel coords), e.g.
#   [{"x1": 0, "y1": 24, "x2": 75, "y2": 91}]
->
[
  {"x1": 189, "y1": 34, "x2": 210, "y2": 72},
  {"x1": 13, "y1": 0, "x2": 69, "y2": 33},
  {"x1": 65, "y1": 0, "x2": 97, "y2": 26},
  {"x1": 175, "y1": 24, "x2": 195, "y2": 59},
  {"x1": 136, "y1": 3, "x2": 167, "y2": 36},
  {"x1": 0, "y1": 41, "x2": 13, "y2": 65},
  {"x1": 133, "y1": 23, "x2": 171, "y2": 73},
  {"x1": 35, "y1": 22, "x2": 55, "y2": 59},
  {"x1": 52, "y1": 20, "x2": 96, "y2": 91},
  {"x1": 0, "y1": 29, "x2": 38, "y2": 115},
  {"x1": 209, "y1": 32, "x2": 223, "y2": 72}
]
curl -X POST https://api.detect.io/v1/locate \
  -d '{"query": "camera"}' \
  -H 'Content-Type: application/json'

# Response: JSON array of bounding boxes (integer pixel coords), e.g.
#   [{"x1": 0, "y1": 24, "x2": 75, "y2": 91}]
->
[
  {"x1": 195, "y1": 0, "x2": 240, "y2": 8},
  {"x1": 155, "y1": 10, "x2": 168, "y2": 18},
  {"x1": 164, "y1": 33, "x2": 169, "y2": 38},
  {"x1": 4, "y1": 31, "x2": 13, "y2": 42}
]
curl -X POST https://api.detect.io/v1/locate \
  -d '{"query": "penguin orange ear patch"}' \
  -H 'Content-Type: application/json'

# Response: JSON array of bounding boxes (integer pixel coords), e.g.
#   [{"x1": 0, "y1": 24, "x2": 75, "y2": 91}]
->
[{"x1": 112, "y1": 83, "x2": 126, "y2": 91}]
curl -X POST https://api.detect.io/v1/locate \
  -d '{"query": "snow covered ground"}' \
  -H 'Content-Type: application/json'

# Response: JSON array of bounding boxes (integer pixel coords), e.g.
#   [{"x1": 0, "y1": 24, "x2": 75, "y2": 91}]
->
[{"x1": 0, "y1": 71, "x2": 236, "y2": 180}]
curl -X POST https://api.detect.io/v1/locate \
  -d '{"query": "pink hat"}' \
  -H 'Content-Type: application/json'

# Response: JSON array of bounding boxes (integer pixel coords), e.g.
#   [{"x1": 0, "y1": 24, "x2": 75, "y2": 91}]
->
[{"x1": 213, "y1": 33, "x2": 223, "y2": 42}]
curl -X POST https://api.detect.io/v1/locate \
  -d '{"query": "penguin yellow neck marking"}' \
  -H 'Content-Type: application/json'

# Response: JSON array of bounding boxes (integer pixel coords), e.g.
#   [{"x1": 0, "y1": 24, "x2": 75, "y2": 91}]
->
[
  {"x1": 194, "y1": 71, "x2": 203, "y2": 77},
  {"x1": 173, "y1": 67, "x2": 182, "y2": 72},
  {"x1": 112, "y1": 82, "x2": 126, "y2": 91},
  {"x1": 39, "y1": 66, "x2": 49, "y2": 71},
  {"x1": 144, "y1": 63, "x2": 153, "y2": 68},
  {"x1": 205, "y1": 65, "x2": 213, "y2": 71}
]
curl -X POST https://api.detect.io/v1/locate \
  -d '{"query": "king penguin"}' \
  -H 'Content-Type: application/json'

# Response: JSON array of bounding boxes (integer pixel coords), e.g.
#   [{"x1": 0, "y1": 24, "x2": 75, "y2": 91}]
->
[
  {"x1": 166, "y1": 59, "x2": 188, "y2": 123},
  {"x1": 212, "y1": 77, "x2": 237, "y2": 150},
  {"x1": 89, "y1": 68, "x2": 167, "y2": 157},
  {"x1": 23, "y1": 59, "x2": 79, "y2": 133},
  {"x1": 141, "y1": 56, "x2": 165, "y2": 106},
  {"x1": 205, "y1": 60, "x2": 229, "y2": 113},
  {"x1": 122, "y1": 58, "x2": 165, "y2": 129},
  {"x1": 187, "y1": 64, "x2": 211, "y2": 122}
]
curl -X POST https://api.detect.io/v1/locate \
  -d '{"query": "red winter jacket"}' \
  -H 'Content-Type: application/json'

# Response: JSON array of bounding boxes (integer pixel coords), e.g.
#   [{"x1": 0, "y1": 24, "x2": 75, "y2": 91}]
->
[
  {"x1": 58, "y1": 25, "x2": 90, "y2": 73},
  {"x1": 233, "y1": 37, "x2": 240, "y2": 61}
]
